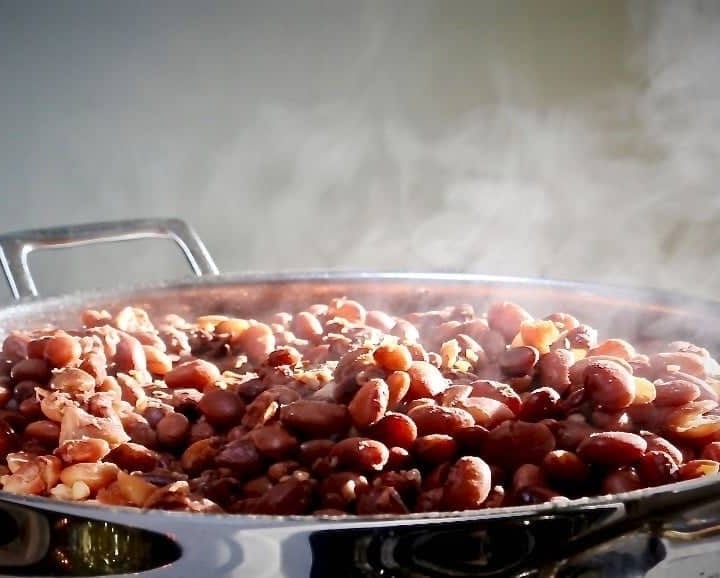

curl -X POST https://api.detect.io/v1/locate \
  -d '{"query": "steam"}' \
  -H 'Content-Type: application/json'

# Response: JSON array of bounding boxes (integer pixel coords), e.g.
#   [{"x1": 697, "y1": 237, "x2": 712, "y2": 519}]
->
[
  {"x1": 200, "y1": 0, "x2": 720, "y2": 299},
  {"x1": 1, "y1": 1, "x2": 718, "y2": 302}
]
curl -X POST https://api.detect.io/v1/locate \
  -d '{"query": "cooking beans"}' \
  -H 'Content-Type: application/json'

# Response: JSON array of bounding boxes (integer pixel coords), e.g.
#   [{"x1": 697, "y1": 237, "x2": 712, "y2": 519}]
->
[
  {"x1": 198, "y1": 389, "x2": 246, "y2": 428},
  {"x1": 442, "y1": 456, "x2": 492, "y2": 510},
  {"x1": 165, "y1": 360, "x2": 221, "y2": 391},
  {"x1": 583, "y1": 359, "x2": 636, "y2": 410},
  {"x1": 577, "y1": 432, "x2": 647, "y2": 465},
  {"x1": 331, "y1": 437, "x2": 389, "y2": 472},
  {"x1": 156, "y1": 412, "x2": 190, "y2": 448},
  {"x1": 1, "y1": 298, "x2": 719, "y2": 516},
  {"x1": 407, "y1": 361, "x2": 449, "y2": 399},
  {"x1": 348, "y1": 378, "x2": 389, "y2": 430}
]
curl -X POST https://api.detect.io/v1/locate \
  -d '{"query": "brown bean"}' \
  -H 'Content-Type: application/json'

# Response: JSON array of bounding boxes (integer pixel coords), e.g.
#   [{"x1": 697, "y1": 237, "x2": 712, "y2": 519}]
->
[
  {"x1": 198, "y1": 389, "x2": 245, "y2": 428},
  {"x1": 331, "y1": 437, "x2": 389, "y2": 472},
  {"x1": 291, "y1": 312, "x2": 323, "y2": 342},
  {"x1": 156, "y1": 412, "x2": 190, "y2": 448},
  {"x1": 255, "y1": 478, "x2": 313, "y2": 515},
  {"x1": 542, "y1": 450, "x2": 589, "y2": 484},
  {"x1": 537, "y1": 349, "x2": 574, "y2": 393},
  {"x1": 590, "y1": 410, "x2": 634, "y2": 432},
  {"x1": 105, "y1": 442, "x2": 161, "y2": 472},
  {"x1": 678, "y1": 459, "x2": 720, "y2": 480},
  {"x1": 512, "y1": 463, "x2": 546, "y2": 492},
  {"x1": 165, "y1": 360, "x2": 221, "y2": 391},
  {"x1": 144, "y1": 346, "x2": 173, "y2": 376},
  {"x1": 298, "y1": 439, "x2": 335, "y2": 466},
  {"x1": 408, "y1": 404, "x2": 474, "y2": 436},
  {"x1": 469, "y1": 380, "x2": 522, "y2": 414},
  {"x1": 251, "y1": 424, "x2": 299, "y2": 460},
  {"x1": 386, "y1": 371, "x2": 411, "y2": 408},
  {"x1": 602, "y1": 467, "x2": 644, "y2": 494},
  {"x1": 459, "y1": 397, "x2": 514, "y2": 429},
  {"x1": 44, "y1": 333, "x2": 82, "y2": 368},
  {"x1": 584, "y1": 359, "x2": 635, "y2": 410},
  {"x1": 233, "y1": 323, "x2": 276, "y2": 365},
  {"x1": 518, "y1": 387, "x2": 561, "y2": 422},
  {"x1": 566, "y1": 324, "x2": 598, "y2": 350},
  {"x1": 329, "y1": 298, "x2": 366, "y2": 324},
  {"x1": 640, "y1": 432, "x2": 684, "y2": 466},
  {"x1": 654, "y1": 379, "x2": 701, "y2": 406},
  {"x1": 413, "y1": 434, "x2": 457, "y2": 464},
  {"x1": 407, "y1": 361, "x2": 448, "y2": 399},
  {"x1": 178, "y1": 438, "x2": 221, "y2": 475},
  {"x1": 373, "y1": 343, "x2": 412, "y2": 372},
  {"x1": 18, "y1": 398, "x2": 42, "y2": 420},
  {"x1": 499, "y1": 346, "x2": 539, "y2": 377},
  {"x1": 701, "y1": 441, "x2": 720, "y2": 461},
  {"x1": 651, "y1": 352, "x2": 707, "y2": 378},
  {"x1": 637, "y1": 450, "x2": 678, "y2": 487},
  {"x1": 483, "y1": 421, "x2": 556, "y2": 468},
  {"x1": 368, "y1": 413, "x2": 418, "y2": 449},
  {"x1": 356, "y1": 486, "x2": 409, "y2": 515},
  {"x1": 442, "y1": 456, "x2": 492, "y2": 511},
  {"x1": 11, "y1": 358, "x2": 51, "y2": 384},
  {"x1": 587, "y1": 339, "x2": 636, "y2": 361},
  {"x1": 2, "y1": 333, "x2": 29, "y2": 361},
  {"x1": 24, "y1": 420, "x2": 60, "y2": 447},
  {"x1": 348, "y1": 378, "x2": 389, "y2": 429},
  {"x1": 114, "y1": 333, "x2": 147, "y2": 373},
  {"x1": 487, "y1": 302, "x2": 533, "y2": 342},
  {"x1": 215, "y1": 439, "x2": 263, "y2": 476},
  {"x1": 577, "y1": 432, "x2": 647, "y2": 465},
  {"x1": 56, "y1": 438, "x2": 110, "y2": 463},
  {"x1": 279, "y1": 400, "x2": 350, "y2": 437}
]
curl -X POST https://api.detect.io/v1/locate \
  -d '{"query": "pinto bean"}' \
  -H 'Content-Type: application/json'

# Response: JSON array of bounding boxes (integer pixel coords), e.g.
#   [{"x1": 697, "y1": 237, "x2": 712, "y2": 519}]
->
[
  {"x1": 577, "y1": 432, "x2": 647, "y2": 466},
  {"x1": 584, "y1": 359, "x2": 636, "y2": 410},
  {"x1": 442, "y1": 456, "x2": 492, "y2": 511}
]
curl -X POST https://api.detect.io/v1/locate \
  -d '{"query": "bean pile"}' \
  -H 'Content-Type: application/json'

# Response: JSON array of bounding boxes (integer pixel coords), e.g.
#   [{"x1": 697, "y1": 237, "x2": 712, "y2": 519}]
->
[{"x1": 0, "y1": 299, "x2": 719, "y2": 516}]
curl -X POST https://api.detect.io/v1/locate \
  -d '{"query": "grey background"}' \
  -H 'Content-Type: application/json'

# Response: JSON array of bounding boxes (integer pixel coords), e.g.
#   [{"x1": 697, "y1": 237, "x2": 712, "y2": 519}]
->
[{"x1": 0, "y1": 0, "x2": 719, "y2": 301}]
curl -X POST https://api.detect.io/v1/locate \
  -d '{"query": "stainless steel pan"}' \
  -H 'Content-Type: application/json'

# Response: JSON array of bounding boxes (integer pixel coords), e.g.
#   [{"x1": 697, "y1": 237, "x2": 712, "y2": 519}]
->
[{"x1": 0, "y1": 218, "x2": 719, "y2": 578}]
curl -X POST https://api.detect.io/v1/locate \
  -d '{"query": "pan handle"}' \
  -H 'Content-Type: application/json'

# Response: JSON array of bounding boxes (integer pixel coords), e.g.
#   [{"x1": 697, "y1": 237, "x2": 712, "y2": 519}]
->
[{"x1": 0, "y1": 218, "x2": 219, "y2": 300}]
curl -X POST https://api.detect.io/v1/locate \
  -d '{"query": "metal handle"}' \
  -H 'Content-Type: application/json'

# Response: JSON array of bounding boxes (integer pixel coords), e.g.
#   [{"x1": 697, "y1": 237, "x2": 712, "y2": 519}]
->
[{"x1": 0, "y1": 218, "x2": 219, "y2": 300}]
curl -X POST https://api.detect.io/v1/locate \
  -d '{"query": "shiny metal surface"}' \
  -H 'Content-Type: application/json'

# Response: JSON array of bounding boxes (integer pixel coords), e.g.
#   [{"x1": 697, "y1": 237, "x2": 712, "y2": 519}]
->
[
  {"x1": 0, "y1": 218, "x2": 218, "y2": 300},
  {"x1": 1, "y1": 219, "x2": 720, "y2": 577}
]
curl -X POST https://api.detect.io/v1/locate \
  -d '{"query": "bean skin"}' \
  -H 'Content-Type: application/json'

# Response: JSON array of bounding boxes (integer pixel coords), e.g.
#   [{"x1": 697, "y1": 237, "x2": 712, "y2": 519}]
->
[
  {"x1": 348, "y1": 379, "x2": 389, "y2": 430},
  {"x1": 407, "y1": 362, "x2": 448, "y2": 399},
  {"x1": 407, "y1": 404, "x2": 474, "y2": 436},
  {"x1": 442, "y1": 456, "x2": 492, "y2": 511},
  {"x1": 368, "y1": 413, "x2": 418, "y2": 449},
  {"x1": 577, "y1": 432, "x2": 647, "y2": 466},
  {"x1": 330, "y1": 437, "x2": 389, "y2": 472},
  {"x1": 584, "y1": 359, "x2": 636, "y2": 410}
]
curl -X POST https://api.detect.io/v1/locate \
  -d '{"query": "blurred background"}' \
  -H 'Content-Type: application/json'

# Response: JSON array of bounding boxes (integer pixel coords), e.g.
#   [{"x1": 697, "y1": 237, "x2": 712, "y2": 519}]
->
[{"x1": 0, "y1": 0, "x2": 719, "y2": 301}]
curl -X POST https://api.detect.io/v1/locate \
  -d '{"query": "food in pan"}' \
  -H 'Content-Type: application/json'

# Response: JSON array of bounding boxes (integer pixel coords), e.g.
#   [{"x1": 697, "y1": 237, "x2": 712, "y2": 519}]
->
[{"x1": 0, "y1": 298, "x2": 718, "y2": 516}]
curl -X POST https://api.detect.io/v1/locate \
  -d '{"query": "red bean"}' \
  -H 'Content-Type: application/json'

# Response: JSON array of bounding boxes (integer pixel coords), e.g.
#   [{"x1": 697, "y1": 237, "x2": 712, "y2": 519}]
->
[
  {"x1": 602, "y1": 467, "x2": 644, "y2": 494},
  {"x1": 541, "y1": 450, "x2": 589, "y2": 484},
  {"x1": 442, "y1": 456, "x2": 492, "y2": 510},
  {"x1": 198, "y1": 389, "x2": 246, "y2": 428},
  {"x1": 584, "y1": 359, "x2": 636, "y2": 410},
  {"x1": 499, "y1": 346, "x2": 539, "y2": 377},
  {"x1": 279, "y1": 400, "x2": 350, "y2": 438},
  {"x1": 519, "y1": 387, "x2": 561, "y2": 422},
  {"x1": 11, "y1": 358, "x2": 51, "y2": 384},
  {"x1": 487, "y1": 302, "x2": 533, "y2": 342},
  {"x1": 536, "y1": 349, "x2": 574, "y2": 393},
  {"x1": 44, "y1": 333, "x2": 82, "y2": 368},
  {"x1": 369, "y1": 413, "x2": 418, "y2": 449},
  {"x1": 408, "y1": 404, "x2": 474, "y2": 436},
  {"x1": 414, "y1": 434, "x2": 457, "y2": 464},
  {"x1": 156, "y1": 412, "x2": 190, "y2": 448},
  {"x1": 407, "y1": 361, "x2": 448, "y2": 399},
  {"x1": 165, "y1": 360, "x2": 221, "y2": 391},
  {"x1": 482, "y1": 421, "x2": 556, "y2": 468},
  {"x1": 331, "y1": 437, "x2": 389, "y2": 472},
  {"x1": 469, "y1": 380, "x2": 522, "y2": 415},
  {"x1": 577, "y1": 432, "x2": 647, "y2": 466},
  {"x1": 348, "y1": 378, "x2": 389, "y2": 430}
]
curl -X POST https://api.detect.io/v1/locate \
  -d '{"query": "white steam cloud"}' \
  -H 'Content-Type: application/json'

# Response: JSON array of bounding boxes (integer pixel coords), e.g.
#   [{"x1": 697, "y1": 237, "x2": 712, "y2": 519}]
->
[{"x1": 196, "y1": 0, "x2": 720, "y2": 299}]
